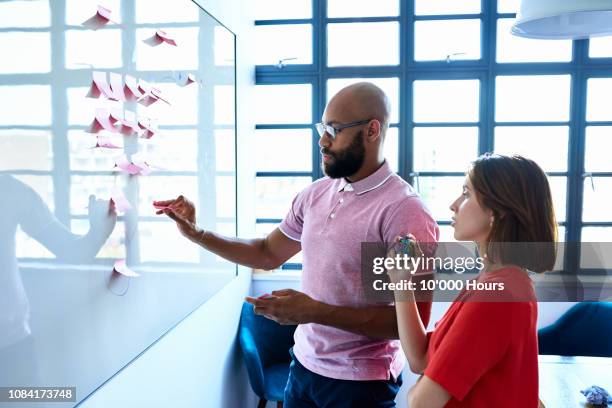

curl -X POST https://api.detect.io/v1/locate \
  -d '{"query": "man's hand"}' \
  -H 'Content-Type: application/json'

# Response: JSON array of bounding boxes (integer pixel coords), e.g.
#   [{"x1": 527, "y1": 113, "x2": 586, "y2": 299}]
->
[
  {"x1": 154, "y1": 195, "x2": 200, "y2": 241},
  {"x1": 245, "y1": 289, "x2": 321, "y2": 325}
]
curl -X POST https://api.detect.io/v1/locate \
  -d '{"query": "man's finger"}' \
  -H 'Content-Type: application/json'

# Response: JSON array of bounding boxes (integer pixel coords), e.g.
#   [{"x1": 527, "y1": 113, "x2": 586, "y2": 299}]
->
[
  {"x1": 245, "y1": 296, "x2": 275, "y2": 308},
  {"x1": 153, "y1": 199, "x2": 177, "y2": 206},
  {"x1": 271, "y1": 289, "x2": 296, "y2": 297}
]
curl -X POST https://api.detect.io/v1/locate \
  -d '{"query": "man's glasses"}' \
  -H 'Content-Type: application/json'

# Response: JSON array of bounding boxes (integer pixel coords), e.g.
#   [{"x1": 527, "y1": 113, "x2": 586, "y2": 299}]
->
[{"x1": 314, "y1": 119, "x2": 371, "y2": 140}]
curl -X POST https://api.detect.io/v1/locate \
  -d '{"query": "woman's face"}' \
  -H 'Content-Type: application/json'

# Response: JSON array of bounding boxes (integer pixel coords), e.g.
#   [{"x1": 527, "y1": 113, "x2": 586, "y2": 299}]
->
[{"x1": 449, "y1": 177, "x2": 492, "y2": 242}]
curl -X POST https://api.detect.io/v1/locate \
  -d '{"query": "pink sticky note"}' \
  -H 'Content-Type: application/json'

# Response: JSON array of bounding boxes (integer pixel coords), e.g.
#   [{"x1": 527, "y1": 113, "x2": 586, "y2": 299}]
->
[
  {"x1": 110, "y1": 186, "x2": 132, "y2": 213},
  {"x1": 136, "y1": 80, "x2": 161, "y2": 106},
  {"x1": 88, "y1": 71, "x2": 116, "y2": 99},
  {"x1": 131, "y1": 156, "x2": 152, "y2": 176},
  {"x1": 150, "y1": 87, "x2": 170, "y2": 105},
  {"x1": 94, "y1": 135, "x2": 121, "y2": 149},
  {"x1": 114, "y1": 154, "x2": 142, "y2": 175},
  {"x1": 82, "y1": 5, "x2": 116, "y2": 29},
  {"x1": 109, "y1": 109, "x2": 123, "y2": 124},
  {"x1": 156, "y1": 30, "x2": 177, "y2": 46},
  {"x1": 113, "y1": 259, "x2": 139, "y2": 277},
  {"x1": 89, "y1": 109, "x2": 119, "y2": 133},
  {"x1": 121, "y1": 110, "x2": 140, "y2": 135},
  {"x1": 109, "y1": 72, "x2": 125, "y2": 101},
  {"x1": 124, "y1": 75, "x2": 144, "y2": 101},
  {"x1": 97, "y1": 5, "x2": 112, "y2": 21},
  {"x1": 138, "y1": 117, "x2": 157, "y2": 139}
]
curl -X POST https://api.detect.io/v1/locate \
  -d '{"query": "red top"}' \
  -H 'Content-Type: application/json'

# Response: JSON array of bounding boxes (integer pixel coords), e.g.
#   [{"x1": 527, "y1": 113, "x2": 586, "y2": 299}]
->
[{"x1": 424, "y1": 267, "x2": 539, "y2": 407}]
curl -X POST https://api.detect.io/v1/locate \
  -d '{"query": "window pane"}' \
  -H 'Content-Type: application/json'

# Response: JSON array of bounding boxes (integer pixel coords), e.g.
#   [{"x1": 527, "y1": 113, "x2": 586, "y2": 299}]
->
[
  {"x1": 70, "y1": 176, "x2": 115, "y2": 216},
  {"x1": 548, "y1": 176, "x2": 567, "y2": 223},
  {"x1": 496, "y1": 18, "x2": 572, "y2": 63},
  {"x1": 13, "y1": 175, "x2": 54, "y2": 212},
  {"x1": 328, "y1": 0, "x2": 398, "y2": 17},
  {"x1": 0, "y1": 0, "x2": 50, "y2": 28},
  {"x1": 67, "y1": 87, "x2": 122, "y2": 126},
  {"x1": 65, "y1": 0, "x2": 121, "y2": 25},
  {"x1": 139, "y1": 176, "x2": 198, "y2": 215},
  {"x1": 139, "y1": 222, "x2": 199, "y2": 263},
  {"x1": 582, "y1": 227, "x2": 612, "y2": 242},
  {"x1": 0, "y1": 130, "x2": 53, "y2": 171},
  {"x1": 416, "y1": 0, "x2": 480, "y2": 15},
  {"x1": 254, "y1": 0, "x2": 312, "y2": 20},
  {"x1": 497, "y1": 0, "x2": 520, "y2": 13},
  {"x1": 328, "y1": 22, "x2": 399, "y2": 67},
  {"x1": 68, "y1": 130, "x2": 118, "y2": 171},
  {"x1": 494, "y1": 126, "x2": 569, "y2": 172},
  {"x1": 216, "y1": 175, "x2": 237, "y2": 219},
  {"x1": 495, "y1": 75, "x2": 571, "y2": 122},
  {"x1": 135, "y1": 27, "x2": 198, "y2": 71},
  {"x1": 214, "y1": 26, "x2": 235, "y2": 66},
  {"x1": 585, "y1": 126, "x2": 612, "y2": 172},
  {"x1": 414, "y1": 19, "x2": 481, "y2": 61},
  {"x1": 413, "y1": 80, "x2": 480, "y2": 123},
  {"x1": 583, "y1": 178, "x2": 612, "y2": 222},
  {"x1": 414, "y1": 127, "x2": 478, "y2": 172},
  {"x1": 385, "y1": 127, "x2": 399, "y2": 173},
  {"x1": 255, "y1": 84, "x2": 312, "y2": 124},
  {"x1": 254, "y1": 24, "x2": 312, "y2": 65},
  {"x1": 140, "y1": 130, "x2": 199, "y2": 172},
  {"x1": 587, "y1": 78, "x2": 612, "y2": 122},
  {"x1": 16, "y1": 227, "x2": 54, "y2": 259},
  {"x1": 0, "y1": 85, "x2": 51, "y2": 126},
  {"x1": 256, "y1": 177, "x2": 312, "y2": 219},
  {"x1": 135, "y1": 82, "x2": 199, "y2": 126},
  {"x1": 255, "y1": 129, "x2": 313, "y2": 172},
  {"x1": 327, "y1": 77, "x2": 399, "y2": 123},
  {"x1": 416, "y1": 177, "x2": 464, "y2": 221},
  {"x1": 0, "y1": 32, "x2": 50, "y2": 74},
  {"x1": 580, "y1": 227, "x2": 612, "y2": 270},
  {"x1": 213, "y1": 85, "x2": 235, "y2": 126},
  {"x1": 65, "y1": 29, "x2": 122, "y2": 69},
  {"x1": 589, "y1": 36, "x2": 612, "y2": 58},
  {"x1": 71, "y1": 219, "x2": 126, "y2": 259},
  {"x1": 135, "y1": 0, "x2": 197, "y2": 23},
  {"x1": 215, "y1": 129, "x2": 236, "y2": 172}
]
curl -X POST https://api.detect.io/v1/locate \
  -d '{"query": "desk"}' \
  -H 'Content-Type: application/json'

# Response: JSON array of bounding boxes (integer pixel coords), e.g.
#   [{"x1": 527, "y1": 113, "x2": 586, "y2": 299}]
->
[{"x1": 539, "y1": 355, "x2": 612, "y2": 407}]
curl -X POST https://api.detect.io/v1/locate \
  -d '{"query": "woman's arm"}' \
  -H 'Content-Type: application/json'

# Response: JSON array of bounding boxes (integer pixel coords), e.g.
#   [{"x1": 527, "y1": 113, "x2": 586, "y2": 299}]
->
[
  {"x1": 408, "y1": 375, "x2": 451, "y2": 408},
  {"x1": 393, "y1": 286, "x2": 429, "y2": 373}
]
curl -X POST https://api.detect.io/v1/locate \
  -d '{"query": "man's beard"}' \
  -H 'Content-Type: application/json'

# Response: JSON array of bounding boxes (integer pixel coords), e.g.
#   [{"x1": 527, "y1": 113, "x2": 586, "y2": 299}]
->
[{"x1": 321, "y1": 130, "x2": 366, "y2": 179}]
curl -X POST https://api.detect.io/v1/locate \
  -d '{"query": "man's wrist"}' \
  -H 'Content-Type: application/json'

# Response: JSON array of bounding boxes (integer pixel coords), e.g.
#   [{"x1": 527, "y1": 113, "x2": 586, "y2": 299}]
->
[
  {"x1": 306, "y1": 300, "x2": 329, "y2": 324},
  {"x1": 188, "y1": 226, "x2": 207, "y2": 245}
]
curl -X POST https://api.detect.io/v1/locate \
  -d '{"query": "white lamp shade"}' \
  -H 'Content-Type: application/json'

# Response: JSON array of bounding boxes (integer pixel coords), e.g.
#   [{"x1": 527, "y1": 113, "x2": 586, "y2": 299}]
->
[{"x1": 512, "y1": 0, "x2": 612, "y2": 39}]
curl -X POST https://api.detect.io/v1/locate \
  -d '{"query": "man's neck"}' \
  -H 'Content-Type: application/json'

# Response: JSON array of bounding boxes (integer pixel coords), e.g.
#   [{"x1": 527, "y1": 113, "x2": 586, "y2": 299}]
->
[{"x1": 346, "y1": 159, "x2": 385, "y2": 183}]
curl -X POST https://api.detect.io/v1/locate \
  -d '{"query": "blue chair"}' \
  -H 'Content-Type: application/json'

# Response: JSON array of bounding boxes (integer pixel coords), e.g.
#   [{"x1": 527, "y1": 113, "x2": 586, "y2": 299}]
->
[
  {"x1": 239, "y1": 301, "x2": 297, "y2": 408},
  {"x1": 538, "y1": 302, "x2": 612, "y2": 357}
]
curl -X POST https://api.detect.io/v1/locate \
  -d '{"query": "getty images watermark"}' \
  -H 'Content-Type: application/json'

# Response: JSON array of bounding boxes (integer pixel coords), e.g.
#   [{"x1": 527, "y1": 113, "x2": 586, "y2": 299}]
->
[{"x1": 360, "y1": 242, "x2": 612, "y2": 303}]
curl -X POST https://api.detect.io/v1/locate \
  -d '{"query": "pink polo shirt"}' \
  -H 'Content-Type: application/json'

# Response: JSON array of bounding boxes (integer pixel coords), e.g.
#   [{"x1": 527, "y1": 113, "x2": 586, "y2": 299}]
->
[{"x1": 279, "y1": 161, "x2": 439, "y2": 381}]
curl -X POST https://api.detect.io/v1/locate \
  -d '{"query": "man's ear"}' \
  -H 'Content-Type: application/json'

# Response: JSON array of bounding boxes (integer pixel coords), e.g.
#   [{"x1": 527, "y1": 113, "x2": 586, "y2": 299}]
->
[{"x1": 368, "y1": 119, "x2": 381, "y2": 140}]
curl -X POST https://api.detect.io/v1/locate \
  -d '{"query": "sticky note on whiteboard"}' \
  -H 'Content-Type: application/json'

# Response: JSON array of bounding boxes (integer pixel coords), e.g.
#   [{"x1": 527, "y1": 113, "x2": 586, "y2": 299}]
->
[{"x1": 113, "y1": 259, "x2": 139, "y2": 277}]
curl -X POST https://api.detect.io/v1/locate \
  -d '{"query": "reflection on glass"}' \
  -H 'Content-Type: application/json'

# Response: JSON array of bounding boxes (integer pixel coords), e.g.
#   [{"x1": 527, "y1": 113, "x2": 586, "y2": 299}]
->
[
  {"x1": 589, "y1": 36, "x2": 612, "y2": 58},
  {"x1": 136, "y1": 82, "x2": 199, "y2": 126},
  {"x1": 328, "y1": 22, "x2": 399, "y2": 67},
  {"x1": 215, "y1": 129, "x2": 236, "y2": 172},
  {"x1": 140, "y1": 130, "x2": 198, "y2": 172},
  {"x1": 256, "y1": 177, "x2": 312, "y2": 219},
  {"x1": 214, "y1": 85, "x2": 236, "y2": 125},
  {"x1": 70, "y1": 176, "x2": 116, "y2": 216},
  {"x1": 68, "y1": 130, "x2": 118, "y2": 171},
  {"x1": 417, "y1": 177, "x2": 465, "y2": 221},
  {"x1": 587, "y1": 78, "x2": 612, "y2": 122},
  {"x1": 134, "y1": 27, "x2": 199, "y2": 71},
  {"x1": 494, "y1": 126, "x2": 568, "y2": 172},
  {"x1": 70, "y1": 219, "x2": 126, "y2": 259},
  {"x1": 496, "y1": 18, "x2": 572, "y2": 63},
  {"x1": 139, "y1": 222, "x2": 200, "y2": 263},
  {"x1": 328, "y1": 0, "x2": 399, "y2": 17},
  {"x1": 214, "y1": 26, "x2": 235, "y2": 66},
  {"x1": 583, "y1": 178, "x2": 612, "y2": 222},
  {"x1": 585, "y1": 127, "x2": 612, "y2": 172},
  {"x1": 414, "y1": 127, "x2": 478, "y2": 171},
  {"x1": 254, "y1": 24, "x2": 312, "y2": 66},
  {"x1": 416, "y1": 0, "x2": 480, "y2": 15},
  {"x1": 65, "y1": 29, "x2": 123, "y2": 69},
  {"x1": 327, "y1": 77, "x2": 399, "y2": 123},
  {"x1": 67, "y1": 86, "x2": 122, "y2": 126},
  {"x1": 216, "y1": 175, "x2": 237, "y2": 219},
  {"x1": 255, "y1": 129, "x2": 313, "y2": 172},
  {"x1": 254, "y1": 0, "x2": 312, "y2": 20},
  {"x1": 415, "y1": 20, "x2": 481, "y2": 61},
  {"x1": 413, "y1": 80, "x2": 480, "y2": 123},
  {"x1": 65, "y1": 0, "x2": 122, "y2": 25},
  {"x1": 13, "y1": 175, "x2": 55, "y2": 211},
  {"x1": 255, "y1": 84, "x2": 312, "y2": 124},
  {"x1": 139, "y1": 176, "x2": 198, "y2": 214},
  {"x1": 0, "y1": 32, "x2": 50, "y2": 74},
  {"x1": 496, "y1": 75, "x2": 571, "y2": 122},
  {"x1": 0, "y1": 0, "x2": 50, "y2": 28},
  {"x1": 0, "y1": 130, "x2": 53, "y2": 171},
  {"x1": 0, "y1": 85, "x2": 51, "y2": 126}
]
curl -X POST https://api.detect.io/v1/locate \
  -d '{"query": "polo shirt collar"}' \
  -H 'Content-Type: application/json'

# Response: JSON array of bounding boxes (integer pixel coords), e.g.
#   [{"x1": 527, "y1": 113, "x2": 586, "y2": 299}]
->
[{"x1": 337, "y1": 160, "x2": 393, "y2": 195}]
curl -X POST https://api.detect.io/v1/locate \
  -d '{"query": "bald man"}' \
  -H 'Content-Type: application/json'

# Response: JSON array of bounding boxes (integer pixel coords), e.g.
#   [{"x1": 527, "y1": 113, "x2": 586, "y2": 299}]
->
[{"x1": 155, "y1": 82, "x2": 439, "y2": 407}]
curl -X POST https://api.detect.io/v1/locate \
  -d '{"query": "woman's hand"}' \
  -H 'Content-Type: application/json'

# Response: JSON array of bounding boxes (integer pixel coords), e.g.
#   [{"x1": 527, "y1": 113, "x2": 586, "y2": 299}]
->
[{"x1": 386, "y1": 233, "x2": 422, "y2": 284}]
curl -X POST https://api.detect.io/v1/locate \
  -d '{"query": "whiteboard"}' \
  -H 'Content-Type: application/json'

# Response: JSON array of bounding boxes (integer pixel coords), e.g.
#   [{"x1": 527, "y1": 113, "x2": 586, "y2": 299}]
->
[{"x1": 0, "y1": 0, "x2": 237, "y2": 405}]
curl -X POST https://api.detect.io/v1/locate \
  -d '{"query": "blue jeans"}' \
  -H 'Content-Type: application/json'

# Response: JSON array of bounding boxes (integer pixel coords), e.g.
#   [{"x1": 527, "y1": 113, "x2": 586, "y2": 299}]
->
[{"x1": 284, "y1": 348, "x2": 403, "y2": 408}]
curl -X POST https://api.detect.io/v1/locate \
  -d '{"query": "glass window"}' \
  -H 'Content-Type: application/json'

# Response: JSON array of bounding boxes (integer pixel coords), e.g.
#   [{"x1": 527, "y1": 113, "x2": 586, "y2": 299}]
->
[
  {"x1": 255, "y1": 84, "x2": 312, "y2": 124},
  {"x1": 134, "y1": 27, "x2": 198, "y2": 71},
  {"x1": 69, "y1": 176, "x2": 115, "y2": 216},
  {"x1": 256, "y1": 177, "x2": 312, "y2": 219},
  {"x1": 416, "y1": 177, "x2": 465, "y2": 221},
  {"x1": 548, "y1": 176, "x2": 567, "y2": 223},
  {"x1": 0, "y1": 130, "x2": 53, "y2": 171},
  {"x1": 385, "y1": 127, "x2": 399, "y2": 173},
  {"x1": 586, "y1": 78, "x2": 612, "y2": 122},
  {"x1": 327, "y1": 22, "x2": 399, "y2": 67},
  {"x1": 139, "y1": 222, "x2": 200, "y2": 263},
  {"x1": 0, "y1": 32, "x2": 51, "y2": 74},
  {"x1": 134, "y1": 81, "x2": 199, "y2": 126},
  {"x1": 414, "y1": 19, "x2": 481, "y2": 61},
  {"x1": 135, "y1": 0, "x2": 197, "y2": 23},
  {"x1": 589, "y1": 36, "x2": 612, "y2": 58},
  {"x1": 0, "y1": 0, "x2": 50, "y2": 28},
  {"x1": 414, "y1": 127, "x2": 479, "y2": 172},
  {"x1": 256, "y1": 129, "x2": 313, "y2": 172},
  {"x1": 584, "y1": 126, "x2": 612, "y2": 172},
  {"x1": 580, "y1": 227, "x2": 612, "y2": 270},
  {"x1": 328, "y1": 0, "x2": 399, "y2": 18},
  {"x1": 254, "y1": 24, "x2": 312, "y2": 66},
  {"x1": 215, "y1": 129, "x2": 236, "y2": 173},
  {"x1": 494, "y1": 126, "x2": 569, "y2": 172},
  {"x1": 67, "y1": 86, "x2": 122, "y2": 126},
  {"x1": 496, "y1": 18, "x2": 572, "y2": 63},
  {"x1": 213, "y1": 85, "x2": 236, "y2": 126},
  {"x1": 254, "y1": 0, "x2": 312, "y2": 20},
  {"x1": 495, "y1": 75, "x2": 571, "y2": 122},
  {"x1": 68, "y1": 130, "x2": 118, "y2": 172},
  {"x1": 582, "y1": 227, "x2": 612, "y2": 242},
  {"x1": 65, "y1": 0, "x2": 121, "y2": 25},
  {"x1": 413, "y1": 79, "x2": 480, "y2": 123},
  {"x1": 497, "y1": 0, "x2": 520, "y2": 13},
  {"x1": 583, "y1": 178, "x2": 612, "y2": 222},
  {"x1": 415, "y1": 0, "x2": 481, "y2": 15},
  {"x1": 13, "y1": 175, "x2": 54, "y2": 211},
  {"x1": 214, "y1": 26, "x2": 235, "y2": 66},
  {"x1": 65, "y1": 29, "x2": 123, "y2": 69},
  {"x1": 327, "y1": 77, "x2": 399, "y2": 123},
  {"x1": 0, "y1": 85, "x2": 51, "y2": 126}
]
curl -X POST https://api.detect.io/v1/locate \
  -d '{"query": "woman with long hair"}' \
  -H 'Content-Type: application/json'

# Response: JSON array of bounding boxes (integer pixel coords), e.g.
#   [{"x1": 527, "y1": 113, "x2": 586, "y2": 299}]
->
[{"x1": 389, "y1": 153, "x2": 557, "y2": 407}]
